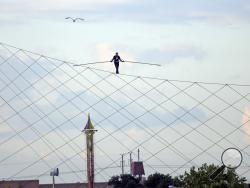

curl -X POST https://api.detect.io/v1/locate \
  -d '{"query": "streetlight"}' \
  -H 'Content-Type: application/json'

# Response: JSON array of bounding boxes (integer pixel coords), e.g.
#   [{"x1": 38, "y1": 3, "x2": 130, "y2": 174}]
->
[{"x1": 50, "y1": 168, "x2": 59, "y2": 188}]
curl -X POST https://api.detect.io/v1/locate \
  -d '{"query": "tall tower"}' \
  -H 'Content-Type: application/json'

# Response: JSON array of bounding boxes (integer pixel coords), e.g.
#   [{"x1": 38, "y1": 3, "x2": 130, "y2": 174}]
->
[{"x1": 83, "y1": 114, "x2": 97, "y2": 188}]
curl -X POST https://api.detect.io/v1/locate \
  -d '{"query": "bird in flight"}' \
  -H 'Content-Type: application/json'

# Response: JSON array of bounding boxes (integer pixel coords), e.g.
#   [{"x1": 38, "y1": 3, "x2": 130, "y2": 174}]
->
[{"x1": 65, "y1": 17, "x2": 85, "y2": 22}]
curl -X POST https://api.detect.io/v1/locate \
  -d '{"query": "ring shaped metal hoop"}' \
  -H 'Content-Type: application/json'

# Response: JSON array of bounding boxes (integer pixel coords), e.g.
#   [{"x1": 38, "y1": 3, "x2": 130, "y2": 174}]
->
[{"x1": 221, "y1": 147, "x2": 243, "y2": 169}]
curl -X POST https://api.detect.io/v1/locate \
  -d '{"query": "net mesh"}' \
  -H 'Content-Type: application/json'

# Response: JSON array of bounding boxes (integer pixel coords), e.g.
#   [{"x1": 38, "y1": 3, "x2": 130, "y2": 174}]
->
[{"x1": 0, "y1": 43, "x2": 249, "y2": 183}]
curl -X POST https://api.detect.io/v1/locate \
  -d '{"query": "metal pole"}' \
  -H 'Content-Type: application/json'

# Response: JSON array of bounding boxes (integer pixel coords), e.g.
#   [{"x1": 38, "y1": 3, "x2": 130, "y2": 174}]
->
[
  {"x1": 129, "y1": 152, "x2": 132, "y2": 175},
  {"x1": 138, "y1": 149, "x2": 140, "y2": 161},
  {"x1": 52, "y1": 176, "x2": 55, "y2": 188},
  {"x1": 125, "y1": 60, "x2": 161, "y2": 67},
  {"x1": 73, "y1": 61, "x2": 110, "y2": 66},
  {"x1": 121, "y1": 154, "x2": 124, "y2": 175}
]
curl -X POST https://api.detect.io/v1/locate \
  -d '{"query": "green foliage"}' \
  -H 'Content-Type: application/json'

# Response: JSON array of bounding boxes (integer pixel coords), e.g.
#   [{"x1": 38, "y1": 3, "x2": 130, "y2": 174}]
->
[
  {"x1": 182, "y1": 163, "x2": 246, "y2": 188},
  {"x1": 144, "y1": 173, "x2": 178, "y2": 188},
  {"x1": 173, "y1": 175, "x2": 185, "y2": 187},
  {"x1": 108, "y1": 175, "x2": 121, "y2": 188},
  {"x1": 156, "y1": 175, "x2": 172, "y2": 188},
  {"x1": 145, "y1": 173, "x2": 165, "y2": 187},
  {"x1": 108, "y1": 163, "x2": 247, "y2": 188},
  {"x1": 108, "y1": 174, "x2": 141, "y2": 188}
]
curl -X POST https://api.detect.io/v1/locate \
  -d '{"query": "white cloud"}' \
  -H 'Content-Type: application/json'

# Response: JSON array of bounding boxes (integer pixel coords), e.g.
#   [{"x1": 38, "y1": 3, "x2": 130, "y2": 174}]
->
[
  {"x1": 96, "y1": 43, "x2": 114, "y2": 62},
  {"x1": 0, "y1": 124, "x2": 12, "y2": 134},
  {"x1": 0, "y1": 0, "x2": 132, "y2": 12},
  {"x1": 242, "y1": 106, "x2": 250, "y2": 141}
]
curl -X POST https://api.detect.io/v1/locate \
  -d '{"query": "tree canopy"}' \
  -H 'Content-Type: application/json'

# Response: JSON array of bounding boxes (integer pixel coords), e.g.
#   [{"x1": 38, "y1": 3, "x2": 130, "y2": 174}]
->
[
  {"x1": 182, "y1": 163, "x2": 246, "y2": 188},
  {"x1": 108, "y1": 174, "x2": 142, "y2": 188},
  {"x1": 108, "y1": 163, "x2": 247, "y2": 188}
]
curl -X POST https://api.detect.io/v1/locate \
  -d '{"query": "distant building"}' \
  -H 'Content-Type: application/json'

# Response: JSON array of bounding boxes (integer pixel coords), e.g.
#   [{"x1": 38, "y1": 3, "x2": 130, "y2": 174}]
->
[
  {"x1": 0, "y1": 180, "x2": 39, "y2": 188},
  {"x1": 40, "y1": 182, "x2": 110, "y2": 188},
  {"x1": 0, "y1": 181, "x2": 110, "y2": 188}
]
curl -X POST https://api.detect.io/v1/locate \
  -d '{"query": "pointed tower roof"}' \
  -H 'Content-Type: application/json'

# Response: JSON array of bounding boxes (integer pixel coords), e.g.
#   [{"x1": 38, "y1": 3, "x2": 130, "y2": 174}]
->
[{"x1": 84, "y1": 113, "x2": 94, "y2": 130}]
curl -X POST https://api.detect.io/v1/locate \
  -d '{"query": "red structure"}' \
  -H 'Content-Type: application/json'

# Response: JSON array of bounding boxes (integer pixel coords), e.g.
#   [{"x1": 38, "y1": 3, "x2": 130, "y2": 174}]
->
[
  {"x1": 131, "y1": 162, "x2": 145, "y2": 177},
  {"x1": 131, "y1": 149, "x2": 145, "y2": 180},
  {"x1": 83, "y1": 114, "x2": 97, "y2": 188}
]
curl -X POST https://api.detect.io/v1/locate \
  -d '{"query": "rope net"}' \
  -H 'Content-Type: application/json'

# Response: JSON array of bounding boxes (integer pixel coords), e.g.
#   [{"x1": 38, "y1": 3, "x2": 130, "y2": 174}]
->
[{"x1": 0, "y1": 42, "x2": 250, "y2": 183}]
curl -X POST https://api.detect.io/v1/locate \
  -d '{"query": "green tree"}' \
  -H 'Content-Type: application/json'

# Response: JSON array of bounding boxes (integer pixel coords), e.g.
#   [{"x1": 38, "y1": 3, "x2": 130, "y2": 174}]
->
[
  {"x1": 182, "y1": 163, "x2": 246, "y2": 188},
  {"x1": 108, "y1": 174, "x2": 142, "y2": 188},
  {"x1": 145, "y1": 173, "x2": 165, "y2": 188},
  {"x1": 173, "y1": 175, "x2": 185, "y2": 187},
  {"x1": 108, "y1": 164, "x2": 247, "y2": 188},
  {"x1": 108, "y1": 175, "x2": 121, "y2": 188},
  {"x1": 145, "y1": 173, "x2": 176, "y2": 188}
]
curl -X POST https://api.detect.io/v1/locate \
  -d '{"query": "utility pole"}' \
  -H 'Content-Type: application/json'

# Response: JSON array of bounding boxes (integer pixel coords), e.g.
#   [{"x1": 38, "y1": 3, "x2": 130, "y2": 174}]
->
[
  {"x1": 52, "y1": 176, "x2": 55, "y2": 188},
  {"x1": 129, "y1": 152, "x2": 132, "y2": 175},
  {"x1": 138, "y1": 149, "x2": 140, "y2": 161},
  {"x1": 121, "y1": 154, "x2": 124, "y2": 175},
  {"x1": 120, "y1": 152, "x2": 132, "y2": 175}
]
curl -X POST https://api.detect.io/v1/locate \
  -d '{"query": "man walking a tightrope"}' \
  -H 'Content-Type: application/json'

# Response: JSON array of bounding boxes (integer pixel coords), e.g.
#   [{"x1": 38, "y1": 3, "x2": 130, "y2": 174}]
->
[{"x1": 110, "y1": 52, "x2": 124, "y2": 74}]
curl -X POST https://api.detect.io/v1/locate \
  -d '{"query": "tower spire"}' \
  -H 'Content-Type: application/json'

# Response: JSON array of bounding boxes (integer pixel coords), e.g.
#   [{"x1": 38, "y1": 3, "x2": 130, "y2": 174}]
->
[
  {"x1": 84, "y1": 113, "x2": 94, "y2": 130},
  {"x1": 83, "y1": 113, "x2": 97, "y2": 188}
]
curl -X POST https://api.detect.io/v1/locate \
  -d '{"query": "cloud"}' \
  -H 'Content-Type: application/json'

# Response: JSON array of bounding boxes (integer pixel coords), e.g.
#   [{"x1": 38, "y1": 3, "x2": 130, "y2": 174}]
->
[
  {"x1": 96, "y1": 43, "x2": 135, "y2": 64},
  {"x1": 0, "y1": 0, "x2": 132, "y2": 12},
  {"x1": 173, "y1": 106, "x2": 207, "y2": 123},
  {"x1": 84, "y1": 0, "x2": 250, "y2": 24},
  {"x1": 96, "y1": 43, "x2": 114, "y2": 62},
  {"x1": 33, "y1": 0, "x2": 131, "y2": 10},
  {"x1": 141, "y1": 45, "x2": 205, "y2": 65},
  {"x1": 0, "y1": 0, "x2": 134, "y2": 25},
  {"x1": 0, "y1": 123, "x2": 12, "y2": 136},
  {"x1": 1, "y1": 0, "x2": 250, "y2": 28},
  {"x1": 242, "y1": 106, "x2": 250, "y2": 140}
]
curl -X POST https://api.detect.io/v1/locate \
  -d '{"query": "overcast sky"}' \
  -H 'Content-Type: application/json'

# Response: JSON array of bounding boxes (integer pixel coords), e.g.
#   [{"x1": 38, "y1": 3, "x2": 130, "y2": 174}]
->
[
  {"x1": 1, "y1": 0, "x2": 250, "y2": 83},
  {"x1": 0, "y1": 0, "x2": 250, "y2": 184}
]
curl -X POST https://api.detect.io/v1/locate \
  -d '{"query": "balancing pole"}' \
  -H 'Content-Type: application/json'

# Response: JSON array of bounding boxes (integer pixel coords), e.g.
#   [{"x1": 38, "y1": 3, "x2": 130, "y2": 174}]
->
[
  {"x1": 124, "y1": 60, "x2": 161, "y2": 67},
  {"x1": 73, "y1": 60, "x2": 161, "y2": 67},
  {"x1": 73, "y1": 61, "x2": 110, "y2": 66}
]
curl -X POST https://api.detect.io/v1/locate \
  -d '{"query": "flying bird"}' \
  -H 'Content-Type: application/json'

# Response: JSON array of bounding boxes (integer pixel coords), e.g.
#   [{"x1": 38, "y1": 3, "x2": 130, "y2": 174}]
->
[{"x1": 65, "y1": 17, "x2": 85, "y2": 22}]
